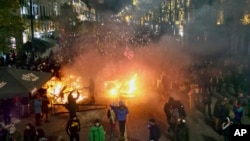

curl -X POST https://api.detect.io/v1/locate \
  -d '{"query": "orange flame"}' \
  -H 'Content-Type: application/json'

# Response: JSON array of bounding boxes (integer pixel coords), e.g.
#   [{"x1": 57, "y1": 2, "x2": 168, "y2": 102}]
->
[
  {"x1": 44, "y1": 76, "x2": 87, "y2": 104},
  {"x1": 105, "y1": 73, "x2": 138, "y2": 98}
]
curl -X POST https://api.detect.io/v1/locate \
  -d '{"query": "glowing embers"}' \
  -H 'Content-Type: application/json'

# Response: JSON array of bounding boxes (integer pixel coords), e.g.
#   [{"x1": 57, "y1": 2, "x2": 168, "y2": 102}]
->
[
  {"x1": 104, "y1": 74, "x2": 138, "y2": 98},
  {"x1": 44, "y1": 76, "x2": 86, "y2": 104}
]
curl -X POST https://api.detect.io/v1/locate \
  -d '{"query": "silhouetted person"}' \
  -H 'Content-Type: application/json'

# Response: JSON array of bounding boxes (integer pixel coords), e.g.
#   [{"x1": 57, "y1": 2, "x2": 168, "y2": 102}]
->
[
  {"x1": 2, "y1": 98, "x2": 12, "y2": 125},
  {"x1": 23, "y1": 123, "x2": 36, "y2": 141},
  {"x1": 175, "y1": 118, "x2": 189, "y2": 141},
  {"x1": 86, "y1": 78, "x2": 95, "y2": 103},
  {"x1": 164, "y1": 97, "x2": 175, "y2": 132},
  {"x1": 21, "y1": 97, "x2": 30, "y2": 118},
  {"x1": 148, "y1": 118, "x2": 161, "y2": 141},
  {"x1": 41, "y1": 94, "x2": 50, "y2": 122},
  {"x1": 202, "y1": 87, "x2": 212, "y2": 118},
  {"x1": 0, "y1": 124, "x2": 8, "y2": 141},
  {"x1": 67, "y1": 91, "x2": 79, "y2": 119},
  {"x1": 35, "y1": 128, "x2": 47, "y2": 141}
]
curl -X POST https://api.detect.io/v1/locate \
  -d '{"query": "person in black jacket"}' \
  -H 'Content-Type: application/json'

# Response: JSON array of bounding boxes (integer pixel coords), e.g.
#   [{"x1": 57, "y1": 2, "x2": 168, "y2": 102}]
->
[
  {"x1": 67, "y1": 91, "x2": 79, "y2": 119},
  {"x1": 148, "y1": 118, "x2": 161, "y2": 141},
  {"x1": 2, "y1": 98, "x2": 12, "y2": 125},
  {"x1": 41, "y1": 94, "x2": 50, "y2": 122},
  {"x1": 66, "y1": 115, "x2": 80, "y2": 141},
  {"x1": 202, "y1": 87, "x2": 212, "y2": 118},
  {"x1": 23, "y1": 123, "x2": 36, "y2": 141},
  {"x1": 164, "y1": 97, "x2": 175, "y2": 130},
  {"x1": 0, "y1": 124, "x2": 8, "y2": 141},
  {"x1": 222, "y1": 117, "x2": 233, "y2": 141},
  {"x1": 175, "y1": 118, "x2": 189, "y2": 141},
  {"x1": 35, "y1": 128, "x2": 47, "y2": 141}
]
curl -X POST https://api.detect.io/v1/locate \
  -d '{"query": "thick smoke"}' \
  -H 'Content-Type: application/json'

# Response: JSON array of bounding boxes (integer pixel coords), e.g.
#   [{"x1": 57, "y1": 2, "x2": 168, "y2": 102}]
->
[{"x1": 58, "y1": 0, "x2": 249, "y2": 104}]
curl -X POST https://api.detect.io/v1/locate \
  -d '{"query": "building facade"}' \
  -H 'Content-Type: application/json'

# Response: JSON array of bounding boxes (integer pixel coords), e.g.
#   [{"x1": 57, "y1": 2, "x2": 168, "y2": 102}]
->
[{"x1": 19, "y1": 0, "x2": 96, "y2": 43}]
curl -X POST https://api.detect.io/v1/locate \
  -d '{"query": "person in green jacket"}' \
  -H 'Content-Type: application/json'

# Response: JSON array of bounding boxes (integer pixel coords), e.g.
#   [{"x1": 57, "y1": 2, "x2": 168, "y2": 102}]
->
[{"x1": 89, "y1": 119, "x2": 105, "y2": 141}]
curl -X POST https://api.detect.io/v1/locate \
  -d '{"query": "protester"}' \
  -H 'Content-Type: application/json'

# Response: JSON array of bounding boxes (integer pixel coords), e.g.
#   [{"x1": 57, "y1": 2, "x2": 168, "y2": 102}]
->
[
  {"x1": 233, "y1": 100, "x2": 243, "y2": 124},
  {"x1": 175, "y1": 118, "x2": 189, "y2": 141},
  {"x1": 238, "y1": 93, "x2": 248, "y2": 117},
  {"x1": 111, "y1": 101, "x2": 129, "y2": 140},
  {"x1": 202, "y1": 87, "x2": 212, "y2": 118},
  {"x1": 221, "y1": 117, "x2": 233, "y2": 141},
  {"x1": 66, "y1": 115, "x2": 80, "y2": 141},
  {"x1": 6, "y1": 126, "x2": 22, "y2": 141},
  {"x1": 35, "y1": 128, "x2": 47, "y2": 141},
  {"x1": 67, "y1": 91, "x2": 79, "y2": 119},
  {"x1": 0, "y1": 124, "x2": 8, "y2": 141},
  {"x1": 86, "y1": 78, "x2": 96, "y2": 103},
  {"x1": 213, "y1": 98, "x2": 227, "y2": 133},
  {"x1": 148, "y1": 118, "x2": 161, "y2": 141},
  {"x1": 2, "y1": 98, "x2": 12, "y2": 125},
  {"x1": 107, "y1": 104, "x2": 117, "y2": 137},
  {"x1": 21, "y1": 97, "x2": 30, "y2": 118},
  {"x1": 23, "y1": 123, "x2": 36, "y2": 141},
  {"x1": 164, "y1": 97, "x2": 176, "y2": 132},
  {"x1": 41, "y1": 94, "x2": 50, "y2": 122},
  {"x1": 34, "y1": 94, "x2": 42, "y2": 126},
  {"x1": 89, "y1": 119, "x2": 105, "y2": 141}
]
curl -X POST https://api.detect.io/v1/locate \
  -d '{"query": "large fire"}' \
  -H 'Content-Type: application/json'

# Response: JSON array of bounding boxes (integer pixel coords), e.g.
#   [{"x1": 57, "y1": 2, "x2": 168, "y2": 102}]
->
[
  {"x1": 43, "y1": 75, "x2": 87, "y2": 104},
  {"x1": 104, "y1": 73, "x2": 138, "y2": 98}
]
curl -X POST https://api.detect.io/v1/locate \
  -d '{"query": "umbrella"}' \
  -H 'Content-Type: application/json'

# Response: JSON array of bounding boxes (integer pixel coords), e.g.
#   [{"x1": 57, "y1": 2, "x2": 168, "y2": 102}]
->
[{"x1": 0, "y1": 67, "x2": 53, "y2": 99}]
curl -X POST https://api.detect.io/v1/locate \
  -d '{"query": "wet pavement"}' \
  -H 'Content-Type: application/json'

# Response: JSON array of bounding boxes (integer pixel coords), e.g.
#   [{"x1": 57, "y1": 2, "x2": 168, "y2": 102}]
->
[{"x1": 1, "y1": 90, "x2": 249, "y2": 141}]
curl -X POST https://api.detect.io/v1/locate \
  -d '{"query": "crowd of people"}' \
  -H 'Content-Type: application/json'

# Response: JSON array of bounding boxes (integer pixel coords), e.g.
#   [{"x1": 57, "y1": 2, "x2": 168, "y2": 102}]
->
[
  {"x1": 0, "y1": 123, "x2": 48, "y2": 141},
  {"x1": 156, "y1": 52, "x2": 250, "y2": 141}
]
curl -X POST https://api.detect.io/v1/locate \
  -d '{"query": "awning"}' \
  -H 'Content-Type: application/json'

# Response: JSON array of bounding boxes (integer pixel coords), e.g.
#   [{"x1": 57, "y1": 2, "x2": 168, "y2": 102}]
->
[
  {"x1": 0, "y1": 67, "x2": 53, "y2": 99},
  {"x1": 23, "y1": 38, "x2": 56, "y2": 53}
]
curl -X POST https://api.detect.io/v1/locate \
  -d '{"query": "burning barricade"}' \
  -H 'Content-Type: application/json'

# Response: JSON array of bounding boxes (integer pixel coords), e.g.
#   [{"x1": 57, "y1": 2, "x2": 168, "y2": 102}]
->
[
  {"x1": 104, "y1": 73, "x2": 138, "y2": 99},
  {"x1": 43, "y1": 75, "x2": 88, "y2": 105}
]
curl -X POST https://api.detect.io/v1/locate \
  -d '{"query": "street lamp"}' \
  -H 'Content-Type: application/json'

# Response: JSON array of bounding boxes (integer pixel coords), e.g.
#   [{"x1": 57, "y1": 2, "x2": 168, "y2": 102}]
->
[{"x1": 30, "y1": 0, "x2": 35, "y2": 61}]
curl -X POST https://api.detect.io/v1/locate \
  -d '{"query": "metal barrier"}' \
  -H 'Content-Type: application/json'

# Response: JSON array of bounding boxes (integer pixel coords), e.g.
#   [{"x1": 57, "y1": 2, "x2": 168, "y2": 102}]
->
[{"x1": 51, "y1": 104, "x2": 107, "y2": 115}]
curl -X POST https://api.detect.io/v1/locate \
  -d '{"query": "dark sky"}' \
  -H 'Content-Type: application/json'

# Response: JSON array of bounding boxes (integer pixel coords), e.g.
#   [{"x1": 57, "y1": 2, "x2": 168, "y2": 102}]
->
[{"x1": 82, "y1": 0, "x2": 133, "y2": 13}]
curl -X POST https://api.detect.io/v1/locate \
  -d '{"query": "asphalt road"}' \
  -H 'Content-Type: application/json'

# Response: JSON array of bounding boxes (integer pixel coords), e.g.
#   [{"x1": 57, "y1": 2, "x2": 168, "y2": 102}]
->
[{"x1": 3, "y1": 88, "x2": 249, "y2": 141}]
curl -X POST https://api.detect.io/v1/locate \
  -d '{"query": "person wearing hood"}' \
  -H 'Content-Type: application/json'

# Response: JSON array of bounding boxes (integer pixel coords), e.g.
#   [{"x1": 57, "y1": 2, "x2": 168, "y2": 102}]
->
[
  {"x1": 111, "y1": 101, "x2": 129, "y2": 140},
  {"x1": 0, "y1": 124, "x2": 8, "y2": 141},
  {"x1": 148, "y1": 118, "x2": 161, "y2": 141},
  {"x1": 164, "y1": 97, "x2": 175, "y2": 132},
  {"x1": 23, "y1": 123, "x2": 36, "y2": 141},
  {"x1": 66, "y1": 115, "x2": 80, "y2": 141},
  {"x1": 89, "y1": 119, "x2": 105, "y2": 141},
  {"x1": 6, "y1": 126, "x2": 22, "y2": 141},
  {"x1": 174, "y1": 118, "x2": 189, "y2": 141},
  {"x1": 35, "y1": 128, "x2": 47, "y2": 141}
]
